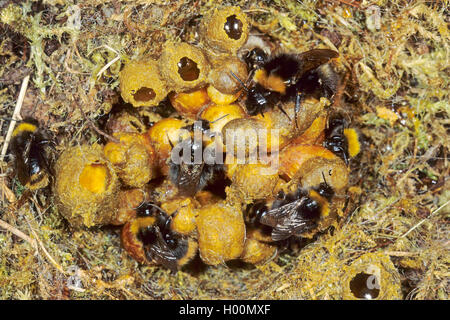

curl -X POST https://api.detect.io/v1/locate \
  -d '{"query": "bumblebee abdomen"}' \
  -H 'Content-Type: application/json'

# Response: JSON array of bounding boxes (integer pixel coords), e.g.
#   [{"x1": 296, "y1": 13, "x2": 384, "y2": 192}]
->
[
  {"x1": 12, "y1": 121, "x2": 39, "y2": 137},
  {"x1": 323, "y1": 115, "x2": 362, "y2": 164},
  {"x1": 138, "y1": 225, "x2": 158, "y2": 246},
  {"x1": 343, "y1": 128, "x2": 361, "y2": 158}
]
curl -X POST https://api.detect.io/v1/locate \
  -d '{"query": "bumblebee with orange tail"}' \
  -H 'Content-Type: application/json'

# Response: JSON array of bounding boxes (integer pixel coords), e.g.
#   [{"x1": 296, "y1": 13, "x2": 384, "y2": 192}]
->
[{"x1": 232, "y1": 48, "x2": 339, "y2": 128}]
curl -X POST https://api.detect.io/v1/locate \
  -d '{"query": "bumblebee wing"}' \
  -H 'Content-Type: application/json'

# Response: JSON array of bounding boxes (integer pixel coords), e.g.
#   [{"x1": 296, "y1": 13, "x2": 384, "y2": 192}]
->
[
  {"x1": 259, "y1": 198, "x2": 316, "y2": 241},
  {"x1": 15, "y1": 156, "x2": 29, "y2": 186},
  {"x1": 148, "y1": 245, "x2": 179, "y2": 272},
  {"x1": 271, "y1": 210, "x2": 316, "y2": 241},
  {"x1": 15, "y1": 135, "x2": 33, "y2": 185},
  {"x1": 147, "y1": 229, "x2": 179, "y2": 272},
  {"x1": 296, "y1": 49, "x2": 339, "y2": 77},
  {"x1": 177, "y1": 163, "x2": 204, "y2": 196},
  {"x1": 258, "y1": 204, "x2": 289, "y2": 227},
  {"x1": 259, "y1": 198, "x2": 306, "y2": 227},
  {"x1": 271, "y1": 217, "x2": 310, "y2": 241}
]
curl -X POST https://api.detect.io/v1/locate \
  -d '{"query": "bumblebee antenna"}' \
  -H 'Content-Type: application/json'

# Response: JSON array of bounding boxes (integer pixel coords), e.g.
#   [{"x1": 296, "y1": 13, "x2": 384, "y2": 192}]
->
[
  {"x1": 229, "y1": 71, "x2": 249, "y2": 92},
  {"x1": 138, "y1": 201, "x2": 168, "y2": 216},
  {"x1": 294, "y1": 91, "x2": 302, "y2": 129},
  {"x1": 276, "y1": 102, "x2": 291, "y2": 121},
  {"x1": 321, "y1": 171, "x2": 329, "y2": 186},
  {"x1": 166, "y1": 134, "x2": 174, "y2": 149},
  {"x1": 130, "y1": 189, "x2": 148, "y2": 210},
  {"x1": 211, "y1": 113, "x2": 229, "y2": 124}
]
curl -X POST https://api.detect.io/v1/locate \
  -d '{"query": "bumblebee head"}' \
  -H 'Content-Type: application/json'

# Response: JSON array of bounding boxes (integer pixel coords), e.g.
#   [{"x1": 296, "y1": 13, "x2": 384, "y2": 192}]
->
[
  {"x1": 193, "y1": 119, "x2": 211, "y2": 133},
  {"x1": 245, "y1": 84, "x2": 277, "y2": 115},
  {"x1": 137, "y1": 202, "x2": 165, "y2": 218},
  {"x1": 316, "y1": 182, "x2": 335, "y2": 202},
  {"x1": 316, "y1": 172, "x2": 335, "y2": 201},
  {"x1": 244, "y1": 47, "x2": 268, "y2": 71}
]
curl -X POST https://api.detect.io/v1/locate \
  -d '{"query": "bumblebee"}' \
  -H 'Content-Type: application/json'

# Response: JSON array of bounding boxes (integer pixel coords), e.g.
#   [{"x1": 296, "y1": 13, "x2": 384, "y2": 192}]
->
[
  {"x1": 252, "y1": 50, "x2": 338, "y2": 95},
  {"x1": 232, "y1": 48, "x2": 339, "y2": 131},
  {"x1": 9, "y1": 118, "x2": 50, "y2": 190},
  {"x1": 294, "y1": 63, "x2": 340, "y2": 100},
  {"x1": 168, "y1": 137, "x2": 224, "y2": 197},
  {"x1": 233, "y1": 49, "x2": 339, "y2": 117},
  {"x1": 130, "y1": 202, "x2": 197, "y2": 272},
  {"x1": 323, "y1": 114, "x2": 361, "y2": 165},
  {"x1": 246, "y1": 181, "x2": 335, "y2": 242},
  {"x1": 169, "y1": 116, "x2": 228, "y2": 197}
]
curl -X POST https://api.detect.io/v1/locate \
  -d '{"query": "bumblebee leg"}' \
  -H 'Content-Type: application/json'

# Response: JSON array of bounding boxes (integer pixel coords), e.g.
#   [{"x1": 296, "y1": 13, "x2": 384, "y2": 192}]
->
[
  {"x1": 294, "y1": 90, "x2": 303, "y2": 129},
  {"x1": 340, "y1": 146, "x2": 349, "y2": 165},
  {"x1": 276, "y1": 102, "x2": 291, "y2": 121},
  {"x1": 167, "y1": 134, "x2": 174, "y2": 149}
]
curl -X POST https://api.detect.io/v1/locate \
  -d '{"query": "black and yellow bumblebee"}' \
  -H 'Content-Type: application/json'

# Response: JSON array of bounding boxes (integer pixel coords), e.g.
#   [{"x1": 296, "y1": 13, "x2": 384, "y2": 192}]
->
[
  {"x1": 232, "y1": 48, "x2": 339, "y2": 118},
  {"x1": 246, "y1": 180, "x2": 335, "y2": 242},
  {"x1": 168, "y1": 137, "x2": 225, "y2": 197},
  {"x1": 323, "y1": 114, "x2": 361, "y2": 165},
  {"x1": 169, "y1": 117, "x2": 227, "y2": 197},
  {"x1": 133, "y1": 201, "x2": 197, "y2": 272},
  {"x1": 9, "y1": 118, "x2": 51, "y2": 190}
]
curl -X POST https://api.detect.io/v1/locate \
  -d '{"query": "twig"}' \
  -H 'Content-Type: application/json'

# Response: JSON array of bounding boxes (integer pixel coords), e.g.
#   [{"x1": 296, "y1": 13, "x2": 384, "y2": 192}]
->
[
  {"x1": 384, "y1": 251, "x2": 419, "y2": 257},
  {"x1": 0, "y1": 75, "x2": 30, "y2": 161},
  {"x1": 96, "y1": 55, "x2": 120, "y2": 80},
  {"x1": 400, "y1": 199, "x2": 450, "y2": 238},
  {"x1": 96, "y1": 45, "x2": 120, "y2": 80},
  {"x1": 324, "y1": 0, "x2": 361, "y2": 8},
  {"x1": 396, "y1": 138, "x2": 418, "y2": 188},
  {"x1": 76, "y1": 103, "x2": 119, "y2": 143},
  {"x1": 24, "y1": 215, "x2": 66, "y2": 275},
  {"x1": 243, "y1": 9, "x2": 270, "y2": 13},
  {"x1": 0, "y1": 218, "x2": 37, "y2": 249}
]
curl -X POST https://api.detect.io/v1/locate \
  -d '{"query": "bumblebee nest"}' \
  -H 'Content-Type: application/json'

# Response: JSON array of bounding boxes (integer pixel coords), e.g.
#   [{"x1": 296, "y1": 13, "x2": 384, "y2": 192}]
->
[{"x1": 0, "y1": 0, "x2": 448, "y2": 300}]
